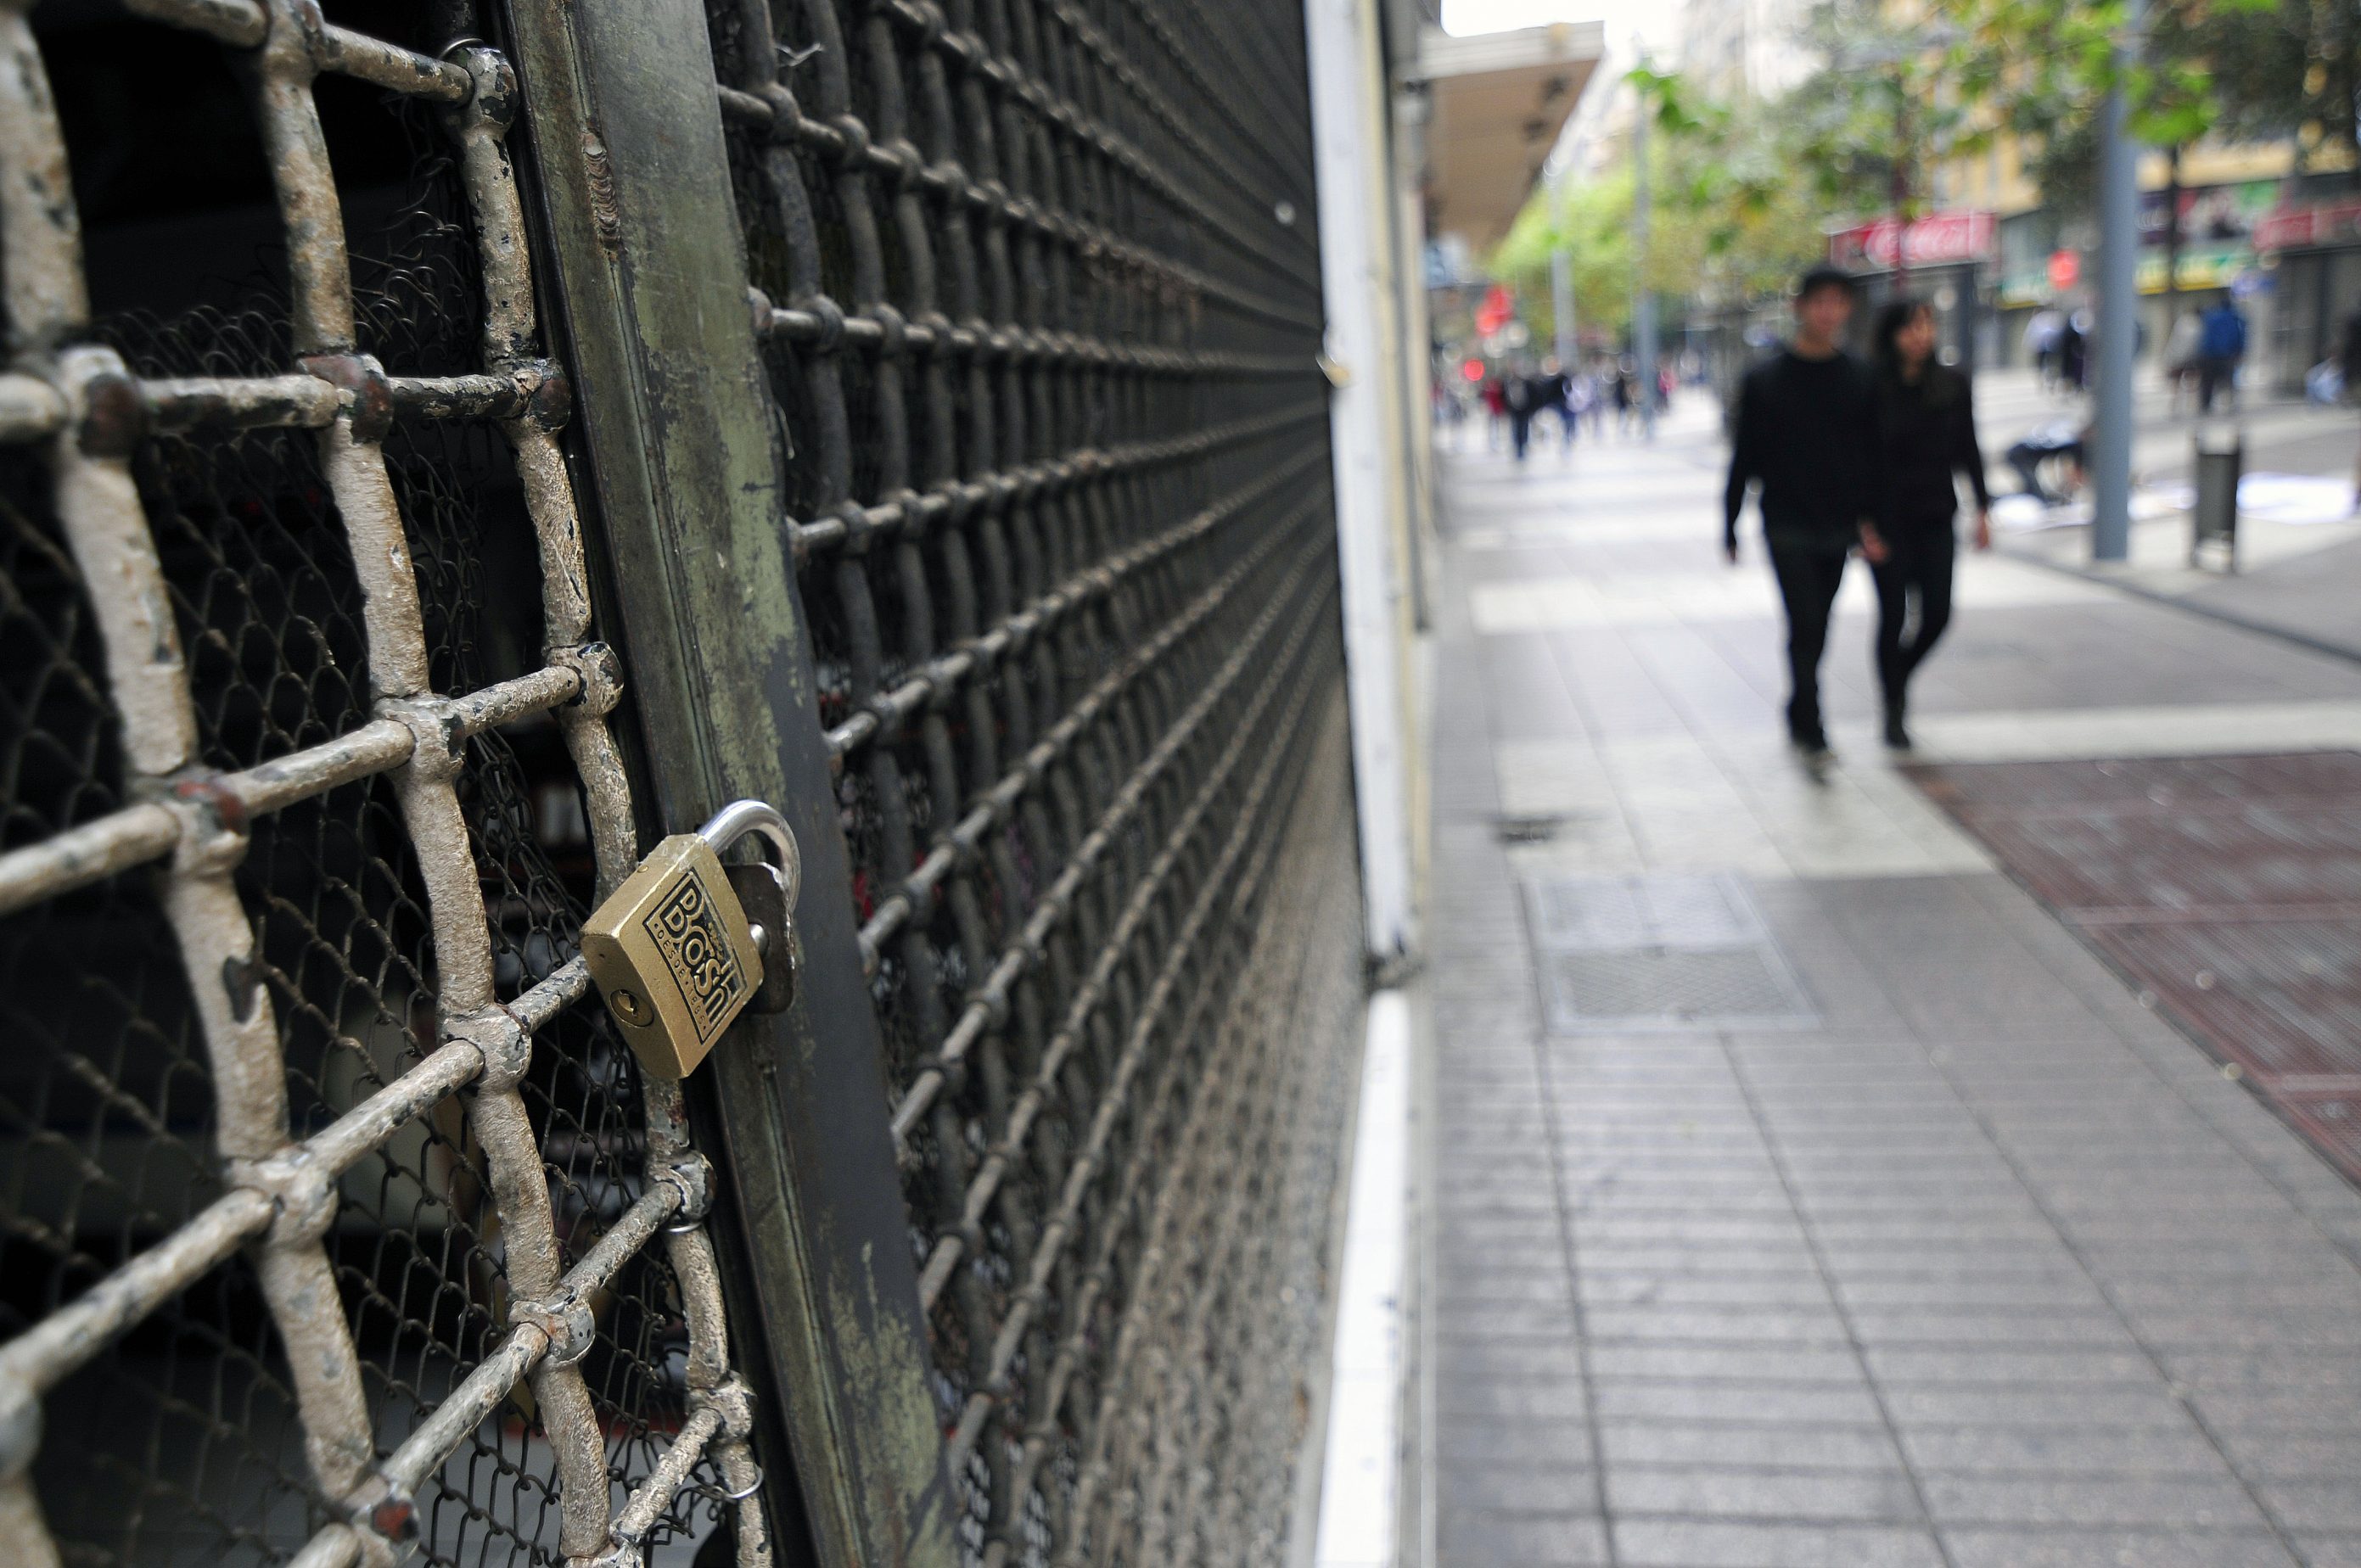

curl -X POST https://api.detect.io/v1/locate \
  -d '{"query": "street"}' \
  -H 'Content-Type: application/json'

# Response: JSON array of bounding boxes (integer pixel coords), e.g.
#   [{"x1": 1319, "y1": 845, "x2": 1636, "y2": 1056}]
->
[{"x1": 1416, "y1": 387, "x2": 2361, "y2": 1567}]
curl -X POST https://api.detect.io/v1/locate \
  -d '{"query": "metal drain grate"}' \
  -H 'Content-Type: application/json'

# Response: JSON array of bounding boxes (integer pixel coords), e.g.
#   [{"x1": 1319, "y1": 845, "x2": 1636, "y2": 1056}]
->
[{"x1": 1523, "y1": 874, "x2": 1817, "y2": 1033}]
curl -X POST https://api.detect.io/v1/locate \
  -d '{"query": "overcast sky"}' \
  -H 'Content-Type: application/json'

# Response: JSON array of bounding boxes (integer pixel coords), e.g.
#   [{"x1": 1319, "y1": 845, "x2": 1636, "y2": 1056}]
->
[{"x1": 1438, "y1": 0, "x2": 1682, "y2": 50}]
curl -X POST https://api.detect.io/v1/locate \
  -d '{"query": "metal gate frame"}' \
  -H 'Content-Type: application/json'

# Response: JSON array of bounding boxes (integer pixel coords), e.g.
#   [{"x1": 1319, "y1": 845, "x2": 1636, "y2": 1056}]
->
[{"x1": 496, "y1": 3, "x2": 957, "y2": 1565}]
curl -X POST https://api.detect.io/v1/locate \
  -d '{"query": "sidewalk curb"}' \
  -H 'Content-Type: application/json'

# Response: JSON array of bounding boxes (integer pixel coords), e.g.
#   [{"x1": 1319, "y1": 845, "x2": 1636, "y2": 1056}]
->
[
  {"x1": 1305, "y1": 987, "x2": 1416, "y2": 1568},
  {"x1": 1999, "y1": 542, "x2": 2361, "y2": 667}
]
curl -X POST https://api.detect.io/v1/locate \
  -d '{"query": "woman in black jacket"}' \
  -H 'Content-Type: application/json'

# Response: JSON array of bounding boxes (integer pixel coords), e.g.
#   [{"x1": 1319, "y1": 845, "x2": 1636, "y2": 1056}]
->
[{"x1": 1860, "y1": 299, "x2": 1991, "y2": 750}]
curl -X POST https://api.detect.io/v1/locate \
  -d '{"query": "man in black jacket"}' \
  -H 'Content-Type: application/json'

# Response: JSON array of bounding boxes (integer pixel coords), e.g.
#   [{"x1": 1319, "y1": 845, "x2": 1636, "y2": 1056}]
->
[{"x1": 1724, "y1": 264, "x2": 1876, "y2": 762}]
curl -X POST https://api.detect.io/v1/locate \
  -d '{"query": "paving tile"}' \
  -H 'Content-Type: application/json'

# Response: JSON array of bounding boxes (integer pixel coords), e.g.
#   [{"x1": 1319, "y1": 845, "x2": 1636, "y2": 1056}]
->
[
  {"x1": 1437, "y1": 1339, "x2": 1586, "y2": 1382},
  {"x1": 1895, "y1": 1423, "x2": 2222, "y2": 1476},
  {"x1": 2212, "y1": 1431, "x2": 2361, "y2": 1482},
  {"x1": 1590, "y1": 1345, "x2": 1866, "y2": 1385},
  {"x1": 1859, "y1": 1347, "x2": 2160, "y2": 1386},
  {"x1": 1917, "y1": 1472, "x2": 2269, "y2": 1528},
  {"x1": 1440, "y1": 1300, "x2": 1583, "y2": 1341},
  {"x1": 1438, "y1": 1417, "x2": 1595, "y2": 1469},
  {"x1": 1579, "y1": 1306, "x2": 1851, "y2": 1346},
  {"x1": 1610, "y1": 1518, "x2": 1947, "y2": 1567},
  {"x1": 1438, "y1": 1466, "x2": 1601, "y2": 1513},
  {"x1": 1436, "y1": 1510, "x2": 1610, "y2": 1566},
  {"x1": 1439, "y1": 1376, "x2": 1594, "y2": 1422},
  {"x1": 1600, "y1": 1422, "x2": 1899, "y2": 1471},
  {"x1": 1605, "y1": 1465, "x2": 1923, "y2": 1524},
  {"x1": 1881, "y1": 1384, "x2": 2193, "y2": 1429},
  {"x1": 1939, "y1": 1527, "x2": 2299, "y2": 1567},
  {"x1": 2253, "y1": 1478, "x2": 2361, "y2": 1532},
  {"x1": 1592, "y1": 1380, "x2": 1885, "y2": 1426}
]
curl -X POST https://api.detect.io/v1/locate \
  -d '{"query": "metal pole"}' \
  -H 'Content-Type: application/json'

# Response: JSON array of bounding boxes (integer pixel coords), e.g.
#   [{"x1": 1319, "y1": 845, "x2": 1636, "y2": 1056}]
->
[
  {"x1": 1631, "y1": 63, "x2": 1657, "y2": 439},
  {"x1": 1551, "y1": 249, "x2": 1575, "y2": 371},
  {"x1": 2091, "y1": 0, "x2": 2142, "y2": 562},
  {"x1": 1891, "y1": 86, "x2": 1912, "y2": 293}
]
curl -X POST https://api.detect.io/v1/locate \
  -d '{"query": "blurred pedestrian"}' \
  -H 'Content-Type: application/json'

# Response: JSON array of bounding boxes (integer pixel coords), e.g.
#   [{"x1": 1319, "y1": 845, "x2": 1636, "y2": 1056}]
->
[
  {"x1": 2164, "y1": 307, "x2": 2201, "y2": 415},
  {"x1": 1568, "y1": 366, "x2": 1600, "y2": 441},
  {"x1": 2059, "y1": 311, "x2": 2089, "y2": 393},
  {"x1": 1538, "y1": 358, "x2": 1576, "y2": 451},
  {"x1": 1612, "y1": 360, "x2": 1635, "y2": 435},
  {"x1": 2004, "y1": 420, "x2": 2087, "y2": 505},
  {"x1": 1724, "y1": 265, "x2": 1876, "y2": 764},
  {"x1": 2342, "y1": 303, "x2": 2361, "y2": 405},
  {"x1": 2345, "y1": 304, "x2": 2361, "y2": 512},
  {"x1": 2024, "y1": 307, "x2": 2063, "y2": 389},
  {"x1": 1859, "y1": 300, "x2": 1992, "y2": 753},
  {"x1": 1480, "y1": 373, "x2": 1506, "y2": 450},
  {"x1": 1503, "y1": 364, "x2": 1539, "y2": 462},
  {"x1": 2196, "y1": 296, "x2": 2246, "y2": 413}
]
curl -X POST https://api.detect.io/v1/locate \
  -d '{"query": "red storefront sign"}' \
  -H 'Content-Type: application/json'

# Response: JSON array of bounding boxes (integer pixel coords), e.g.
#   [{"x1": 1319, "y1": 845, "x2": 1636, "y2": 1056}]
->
[
  {"x1": 2252, "y1": 199, "x2": 2361, "y2": 255},
  {"x1": 1474, "y1": 283, "x2": 1514, "y2": 335},
  {"x1": 1827, "y1": 210, "x2": 1999, "y2": 270}
]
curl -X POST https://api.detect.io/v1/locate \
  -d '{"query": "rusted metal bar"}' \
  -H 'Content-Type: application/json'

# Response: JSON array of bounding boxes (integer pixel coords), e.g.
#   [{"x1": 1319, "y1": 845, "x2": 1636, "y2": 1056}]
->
[
  {"x1": 0, "y1": 372, "x2": 64, "y2": 440},
  {"x1": 0, "y1": 659, "x2": 597, "y2": 916},
  {"x1": 120, "y1": 0, "x2": 266, "y2": 48},
  {"x1": 0, "y1": 1189, "x2": 277, "y2": 1407},
  {"x1": 0, "y1": 804, "x2": 180, "y2": 918}
]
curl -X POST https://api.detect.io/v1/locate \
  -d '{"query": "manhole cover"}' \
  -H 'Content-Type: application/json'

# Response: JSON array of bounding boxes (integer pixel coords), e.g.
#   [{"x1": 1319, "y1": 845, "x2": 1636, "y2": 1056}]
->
[{"x1": 1522, "y1": 873, "x2": 1816, "y2": 1033}]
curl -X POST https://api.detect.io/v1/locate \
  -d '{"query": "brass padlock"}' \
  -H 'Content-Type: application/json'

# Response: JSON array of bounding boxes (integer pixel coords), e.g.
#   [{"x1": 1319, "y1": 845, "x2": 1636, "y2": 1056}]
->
[{"x1": 582, "y1": 799, "x2": 800, "y2": 1079}]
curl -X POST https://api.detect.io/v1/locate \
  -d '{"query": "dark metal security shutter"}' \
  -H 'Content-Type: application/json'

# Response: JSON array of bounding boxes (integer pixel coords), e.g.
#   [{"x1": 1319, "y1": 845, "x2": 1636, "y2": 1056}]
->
[
  {"x1": 0, "y1": 0, "x2": 1368, "y2": 1564},
  {"x1": 691, "y1": 0, "x2": 1369, "y2": 1561}
]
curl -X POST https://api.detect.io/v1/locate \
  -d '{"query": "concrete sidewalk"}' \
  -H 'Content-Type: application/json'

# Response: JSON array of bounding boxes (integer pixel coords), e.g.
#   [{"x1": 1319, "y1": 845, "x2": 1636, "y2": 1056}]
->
[{"x1": 1417, "y1": 395, "x2": 2361, "y2": 1568}]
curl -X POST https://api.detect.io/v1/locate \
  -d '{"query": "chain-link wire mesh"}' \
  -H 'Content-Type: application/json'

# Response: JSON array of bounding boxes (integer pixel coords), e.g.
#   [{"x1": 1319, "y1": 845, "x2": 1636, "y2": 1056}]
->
[
  {"x1": 0, "y1": 5, "x2": 770, "y2": 1565},
  {"x1": 700, "y1": 1, "x2": 1365, "y2": 1560}
]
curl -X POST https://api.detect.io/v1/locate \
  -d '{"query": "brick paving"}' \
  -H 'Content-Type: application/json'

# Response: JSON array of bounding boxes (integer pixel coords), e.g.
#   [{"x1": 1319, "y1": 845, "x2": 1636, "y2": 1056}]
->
[{"x1": 1420, "y1": 394, "x2": 2361, "y2": 1568}]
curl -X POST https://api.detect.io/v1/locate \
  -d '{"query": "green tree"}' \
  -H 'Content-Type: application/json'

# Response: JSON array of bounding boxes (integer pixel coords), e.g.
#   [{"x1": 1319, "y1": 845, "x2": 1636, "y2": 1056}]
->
[
  {"x1": 1786, "y1": 0, "x2": 1975, "y2": 227},
  {"x1": 1943, "y1": 0, "x2": 2334, "y2": 227}
]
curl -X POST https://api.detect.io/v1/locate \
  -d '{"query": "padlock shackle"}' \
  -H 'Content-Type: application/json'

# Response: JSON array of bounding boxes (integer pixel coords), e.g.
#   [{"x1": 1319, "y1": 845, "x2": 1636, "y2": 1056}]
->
[{"x1": 698, "y1": 799, "x2": 801, "y2": 910}]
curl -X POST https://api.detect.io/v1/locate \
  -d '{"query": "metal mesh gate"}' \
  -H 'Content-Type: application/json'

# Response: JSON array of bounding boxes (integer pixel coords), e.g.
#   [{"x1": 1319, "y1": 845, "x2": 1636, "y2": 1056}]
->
[
  {"x1": 0, "y1": 5, "x2": 766, "y2": 1565},
  {"x1": 0, "y1": 0, "x2": 1365, "y2": 1564}
]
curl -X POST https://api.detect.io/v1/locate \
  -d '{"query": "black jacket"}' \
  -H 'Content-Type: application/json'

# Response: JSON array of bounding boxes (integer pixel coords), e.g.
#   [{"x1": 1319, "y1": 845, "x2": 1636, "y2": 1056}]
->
[
  {"x1": 1724, "y1": 349, "x2": 1875, "y2": 556},
  {"x1": 1870, "y1": 365, "x2": 1990, "y2": 537}
]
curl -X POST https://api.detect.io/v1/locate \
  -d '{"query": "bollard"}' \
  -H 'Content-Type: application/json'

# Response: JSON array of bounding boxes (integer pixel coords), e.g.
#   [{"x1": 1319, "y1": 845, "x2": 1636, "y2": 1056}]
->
[{"x1": 2191, "y1": 422, "x2": 2241, "y2": 572}]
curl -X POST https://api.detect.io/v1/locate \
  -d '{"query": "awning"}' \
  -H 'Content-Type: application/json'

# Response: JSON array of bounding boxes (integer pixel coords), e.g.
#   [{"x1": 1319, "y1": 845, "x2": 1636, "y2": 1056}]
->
[{"x1": 1410, "y1": 22, "x2": 1605, "y2": 255}]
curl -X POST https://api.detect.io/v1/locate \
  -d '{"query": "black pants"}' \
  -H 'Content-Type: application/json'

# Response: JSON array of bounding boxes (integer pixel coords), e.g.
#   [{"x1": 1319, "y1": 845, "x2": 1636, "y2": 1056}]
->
[
  {"x1": 1509, "y1": 412, "x2": 1534, "y2": 460},
  {"x1": 2197, "y1": 356, "x2": 2236, "y2": 412},
  {"x1": 1768, "y1": 546, "x2": 1848, "y2": 745},
  {"x1": 1870, "y1": 531, "x2": 1955, "y2": 714}
]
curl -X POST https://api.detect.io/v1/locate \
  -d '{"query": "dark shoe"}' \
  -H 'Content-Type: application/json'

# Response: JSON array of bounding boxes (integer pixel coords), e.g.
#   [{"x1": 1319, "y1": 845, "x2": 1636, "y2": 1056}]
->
[{"x1": 1883, "y1": 706, "x2": 1913, "y2": 751}]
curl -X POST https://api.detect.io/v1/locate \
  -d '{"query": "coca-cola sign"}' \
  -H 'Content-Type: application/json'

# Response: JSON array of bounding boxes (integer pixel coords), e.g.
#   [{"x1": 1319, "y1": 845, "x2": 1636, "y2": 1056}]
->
[{"x1": 1827, "y1": 210, "x2": 1999, "y2": 270}]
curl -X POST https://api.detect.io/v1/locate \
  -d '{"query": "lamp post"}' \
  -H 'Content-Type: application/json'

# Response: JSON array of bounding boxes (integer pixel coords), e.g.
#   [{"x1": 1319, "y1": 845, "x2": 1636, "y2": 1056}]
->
[
  {"x1": 2090, "y1": 0, "x2": 2143, "y2": 563},
  {"x1": 1632, "y1": 56, "x2": 1657, "y2": 440},
  {"x1": 1551, "y1": 165, "x2": 1576, "y2": 370}
]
